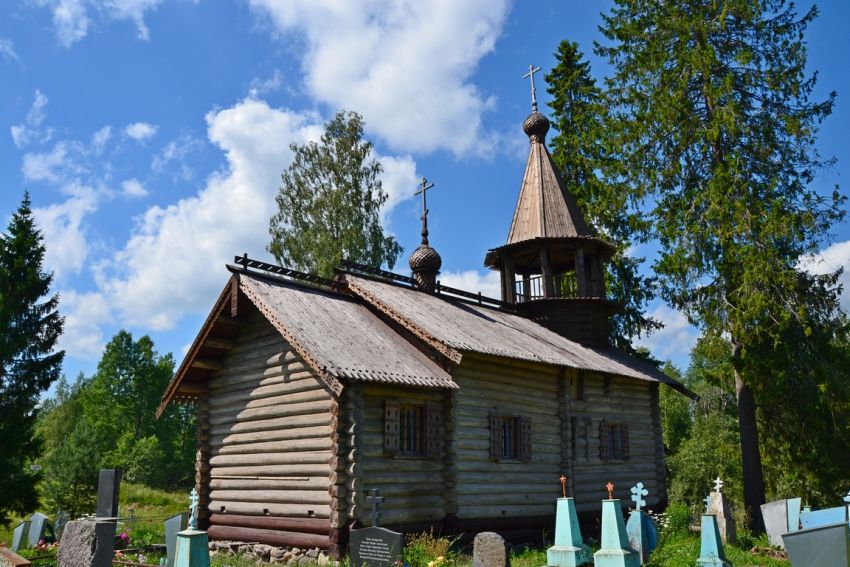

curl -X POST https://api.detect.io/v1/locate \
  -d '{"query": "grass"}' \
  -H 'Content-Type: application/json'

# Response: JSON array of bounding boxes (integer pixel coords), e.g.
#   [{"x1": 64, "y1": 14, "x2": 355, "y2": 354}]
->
[{"x1": 647, "y1": 531, "x2": 789, "y2": 567}]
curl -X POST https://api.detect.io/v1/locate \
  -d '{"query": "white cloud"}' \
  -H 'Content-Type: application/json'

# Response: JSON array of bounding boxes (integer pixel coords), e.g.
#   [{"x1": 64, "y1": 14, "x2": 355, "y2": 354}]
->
[
  {"x1": 151, "y1": 134, "x2": 204, "y2": 180},
  {"x1": 633, "y1": 304, "x2": 699, "y2": 362},
  {"x1": 57, "y1": 289, "x2": 112, "y2": 360},
  {"x1": 377, "y1": 153, "x2": 418, "y2": 223},
  {"x1": 0, "y1": 38, "x2": 19, "y2": 63},
  {"x1": 33, "y1": 0, "x2": 164, "y2": 47},
  {"x1": 95, "y1": 98, "x2": 323, "y2": 330},
  {"x1": 125, "y1": 121, "x2": 158, "y2": 142},
  {"x1": 11, "y1": 89, "x2": 52, "y2": 148},
  {"x1": 33, "y1": 184, "x2": 99, "y2": 279},
  {"x1": 22, "y1": 142, "x2": 76, "y2": 183},
  {"x1": 249, "y1": 0, "x2": 508, "y2": 156},
  {"x1": 91, "y1": 125, "x2": 112, "y2": 153},
  {"x1": 248, "y1": 69, "x2": 284, "y2": 98},
  {"x1": 121, "y1": 178, "x2": 148, "y2": 198},
  {"x1": 800, "y1": 240, "x2": 850, "y2": 312},
  {"x1": 439, "y1": 269, "x2": 501, "y2": 299}
]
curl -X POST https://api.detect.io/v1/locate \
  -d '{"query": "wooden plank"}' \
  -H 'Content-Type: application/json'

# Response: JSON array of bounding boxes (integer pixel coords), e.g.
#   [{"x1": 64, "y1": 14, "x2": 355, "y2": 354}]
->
[
  {"x1": 207, "y1": 525, "x2": 330, "y2": 549},
  {"x1": 209, "y1": 490, "x2": 331, "y2": 505},
  {"x1": 208, "y1": 500, "x2": 330, "y2": 518},
  {"x1": 208, "y1": 514, "x2": 330, "y2": 535}
]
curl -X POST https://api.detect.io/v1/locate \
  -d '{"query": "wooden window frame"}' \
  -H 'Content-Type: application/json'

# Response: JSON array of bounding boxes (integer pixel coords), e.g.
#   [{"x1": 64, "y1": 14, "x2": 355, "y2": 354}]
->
[
  {"x1": 384, "y1": 399, "x2": 442, "y2": 459},
  {"x1": 599, "y1": 420, "x2": 630, "y2": 462},
  {"x1": 489, "y1": 411, "x2": 532, "y2": 463}
]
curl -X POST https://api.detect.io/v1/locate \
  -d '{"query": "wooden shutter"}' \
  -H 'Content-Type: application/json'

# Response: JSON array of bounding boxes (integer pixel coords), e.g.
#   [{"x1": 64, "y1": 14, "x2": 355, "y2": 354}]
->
[
  {"x1": 489, "y1": 411, "x2": 502, "y2": 461},
  {"x1": 599, "y1": 420, "x2": 609, "y2": 462},
  {"x1": 425, "y1": 401, "x2": 443, "y2": 458},
  {"x1": 384, "y1": 399, "x2": 400, "y2": 456},
  {"x1": 519, "y1": 417, "x2": 532, "y2": 462},
  {"x1": 621, "y1": 424, "x2": 631, "y2": 461}
]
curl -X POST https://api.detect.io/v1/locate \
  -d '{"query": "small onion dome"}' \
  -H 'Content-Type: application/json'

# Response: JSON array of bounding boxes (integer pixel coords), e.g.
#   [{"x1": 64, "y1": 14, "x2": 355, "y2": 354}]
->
[
  {"x1": 409, "y1": 243, "x2": 442, "y2": 273},
  {"x1": 522, "y1": 111, "x2": 550, "y2": 142}
]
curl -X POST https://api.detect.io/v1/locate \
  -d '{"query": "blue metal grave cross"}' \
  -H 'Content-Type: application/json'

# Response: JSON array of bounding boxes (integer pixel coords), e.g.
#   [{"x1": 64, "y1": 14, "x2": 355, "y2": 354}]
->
[
  {"x1": 630, "y1": 482, "x2": 648, "y2": 511},
  {"x1": 367, "y1": 488, "x2": 384, "y2": 528},
  {"x1": 188, "y1": 488, "x2": 199, "y2": 529},
  {"x1": 704, "y1": 495, "x2": 711, "y2": 512}
]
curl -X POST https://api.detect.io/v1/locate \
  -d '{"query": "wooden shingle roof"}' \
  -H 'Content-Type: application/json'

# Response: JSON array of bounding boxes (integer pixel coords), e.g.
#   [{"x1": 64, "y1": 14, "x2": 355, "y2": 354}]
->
[{"x1": 344, "y1": 274, "x2": 693, "y2": 396}]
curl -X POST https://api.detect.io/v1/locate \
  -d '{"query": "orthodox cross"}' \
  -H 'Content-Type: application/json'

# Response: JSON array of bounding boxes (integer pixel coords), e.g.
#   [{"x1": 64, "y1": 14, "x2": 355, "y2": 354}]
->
[
  {"x1": 606, "y1": 482, "x2": 615, "y2": 500},
  {"x1": 630, "y1": 482, "x2": 648, "y2": 512},
  {"x1": 523, "y1": 64, "x2": 542, "y2": 112},
  {"x1": 704, "y1": 495, "x2": 712, "y2": 512},
  {"x1": 188, "y1": 488, "x2": 199, "y2": 529},
  {"x1": 414, "y1": 177, "x2": 436, "y2": 246},
  {"x1": 560, "y1": 475, "x2": 568, "y2": 498},
  {"x1": 366, "y1": 488, "x2": 384, "y2": 528},
  {"x1": 713, "y1": 476, "x2": 724, "y2": 494}
]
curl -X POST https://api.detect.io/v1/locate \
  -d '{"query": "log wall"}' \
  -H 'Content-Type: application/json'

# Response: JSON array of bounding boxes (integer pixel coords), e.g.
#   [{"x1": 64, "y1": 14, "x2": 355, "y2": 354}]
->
[
  {"x1": 205, "y1": 313, "x2": 336, "y2": 548},
  {"x1": 356, "y1": 384, "x2": 447, "y2": 526},
  {"x1": 569, "y1": 371, "x2": 665, "y2": 512}
]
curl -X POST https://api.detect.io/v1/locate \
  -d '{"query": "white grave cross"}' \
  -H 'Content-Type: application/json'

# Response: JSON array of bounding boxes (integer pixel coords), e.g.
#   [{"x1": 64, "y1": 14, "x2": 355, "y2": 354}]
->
[
  {"x1": 188, "y1": 488, "x2": 199, "y2": 529},
  {"x1": 713, "y1": 476, "x2": 724, "y2": 494},
  {"x1": 630, "y1": 482, "x2": 648, "y2": 511}
]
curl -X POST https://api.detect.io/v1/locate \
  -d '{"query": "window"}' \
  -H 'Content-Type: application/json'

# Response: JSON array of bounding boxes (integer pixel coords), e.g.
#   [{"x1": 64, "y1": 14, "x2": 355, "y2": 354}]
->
[
  {"x1": 489, "y1": 411, "x2": 531, "y2": 462},
  {"x1": 399, "y1": 404, "x2": 424, "y2": 456},
  {"x1": 384, "y1": 399, "x2": 442, "y2": 458},
  {"x1": 599, "y1": 421, "x2": 630, "y2": 462}
]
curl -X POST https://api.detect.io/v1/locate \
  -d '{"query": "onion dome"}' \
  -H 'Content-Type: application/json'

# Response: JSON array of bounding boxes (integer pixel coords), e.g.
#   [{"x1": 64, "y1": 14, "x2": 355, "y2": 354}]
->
[
  {"x1": 409, "y1": 243, "x2": 442, "y2": 292},
  {"x1": 523, "y1": 111, "x2": 550, "y2": 142}
]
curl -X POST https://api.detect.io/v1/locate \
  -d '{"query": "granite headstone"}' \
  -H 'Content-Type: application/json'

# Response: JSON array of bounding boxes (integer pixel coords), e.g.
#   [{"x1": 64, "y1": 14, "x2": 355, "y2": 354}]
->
[
  {"x1": 27, "y1": 513, "x2": 53, "y2": 547},
  {"x1": 761, "y1": 499, "x2": 790, "y2": 548},
  {"x1": 96, "y1": 469, "x2": 122, "y2": 519},
  {"x1": 472, "y1": 532, "x2": 509, "y2": 567},
  {"x1": 11, "y1": 521, "x2": 30, "y2": 552},
  {"x1": 349, "y1": 527, "x2": 404, "y2": 567},
  {"x1": 56, "y1": 520, "x2": 116, "y2": 567}
]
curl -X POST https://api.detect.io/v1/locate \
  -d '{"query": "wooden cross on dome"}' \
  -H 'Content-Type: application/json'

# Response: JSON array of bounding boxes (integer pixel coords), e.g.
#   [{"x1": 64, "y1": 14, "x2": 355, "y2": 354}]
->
[
  {"x1": 523, "y1": 64, "x2": 542, "y2": 112},
  {"x1": 415, "y1": 177, "x2": 436, "y2": 246}
]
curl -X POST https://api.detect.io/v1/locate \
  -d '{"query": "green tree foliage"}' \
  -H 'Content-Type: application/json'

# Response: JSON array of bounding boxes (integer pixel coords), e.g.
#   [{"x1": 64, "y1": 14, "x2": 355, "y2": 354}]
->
[
  {"x1": 38, "y1": 375, "x2": 99, "y2": 517},
  {"x1": 268, "y1": 110, "x2": 402, "y2": 278},
  {"x1": 659, "y1": 363, "x2": 692, "y2": 455},
  {"x1": 597, "y1": 0, "x2": 845, "y2": 528},
  {"x1": 0, "y1": 192, "x2": 64, "y2": 525},
  {"x1": 545, "y1": 40, "x2": 660, "y2": 351}
]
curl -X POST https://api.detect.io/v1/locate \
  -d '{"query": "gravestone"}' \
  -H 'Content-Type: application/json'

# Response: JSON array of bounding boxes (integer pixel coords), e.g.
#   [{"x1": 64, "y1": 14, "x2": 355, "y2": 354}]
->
[
  {"x1": 783, "y1": 522, "x2": 850, "y2": 567},
  {"x1": 594, "y1": 483, "x2": 640, "y2": 567},
  {"x1": 625, "y1": 482, "x2": 658, "y2": 564},
  {"x1": 56, "y1": 520, "x2": 116, "y2": 567},
  {"x1": 11, "y1": 521, "x2": 30, "y2": 552},
  {"x1": 705, "y1": 478, "x2": 735, "y2": 544},
  {"x1": 55, "y1": 511, "x2": 69, "y2": 542},
  {"x1": 472, "y1": 532, "x2": 509, "y2": 567},
  {"x1": 545, "y1": 486, "x2": 592, "y2": 567},
  {"x1": 96, "y1": 469, "x2": 122, "y2": 519},
  {"x1": 349, "y1": 489, "x2": 403, "y2": 567},
  {"x1": 164, "y1": 513, "x2": 189, "y2": 567},
  {"x1": 174, "y1": 489, "x2": 210, "y2": 567},
  {"x1": 27, "y1": 513, "x2": 54, "y2": 547},
  {"x1": 696, "y1": 515, "x2": 730, "y2": 566},
  {"x1": 800, "y1": 506, "x2": 848, "y2": 529},
  {"x1": 761, "y1": 499, "x2": 792, "y2": 548}
]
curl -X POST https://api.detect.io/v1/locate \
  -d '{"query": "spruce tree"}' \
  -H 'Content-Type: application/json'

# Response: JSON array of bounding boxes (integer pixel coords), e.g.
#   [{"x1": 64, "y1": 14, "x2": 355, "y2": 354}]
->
[
  {"x1": 0, "y1": 192, "x2": 64, "y2": 524},
  {"x1": 597, "y1": 1, "x2": 845, "y2": 529},
  {"x1": 545, "y1": 40, "x2": 660, "y2": 352},
  {"x1": 268, "y1": 110, "x2": 402, "y2": 278}
]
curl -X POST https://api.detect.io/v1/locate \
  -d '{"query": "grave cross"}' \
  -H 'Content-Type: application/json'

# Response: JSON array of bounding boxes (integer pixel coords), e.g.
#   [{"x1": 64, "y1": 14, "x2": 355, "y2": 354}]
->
[
  {"x1": 188, "y1": 488, "x2": 199, "y2": 529},
  {"x1": 713, "y1": 476, "x2": 724, "y2": 494},
  {"x1": 560, "y1": 475, "x2": 568, "y2": 498},
  {"x1": 606, "y1": 482, "x2": 615, "y2": 500},
  {"x1": 844, "y1": 489, "x2": 850, "y2": 504},
  {"x1": 366, "y1": 488, "x2": 384, "y2": 528},
  {"x1": 630, "y1": 482, "x2": 648, "y2": 512},
  {"x1": 704, "y1": 495, "x2": 711, "y2": 512},
  {"x1": 414, "y1": 177, "x2": 436, "y2": 245},
  {"x1": 523, "y1": 64, "x2": 542, "y2": 112}
]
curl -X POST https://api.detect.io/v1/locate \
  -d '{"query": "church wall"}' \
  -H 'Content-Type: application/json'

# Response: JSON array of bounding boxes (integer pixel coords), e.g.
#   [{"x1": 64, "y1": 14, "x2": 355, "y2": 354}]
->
[
  {"x1": 453, "y1": 356, "x2": 563, "y2": 519},
  {"x1": 568, "y1": 372, "x2": 666, "y2": 513},
  {"x1": 355, "y1": 384, "x2": 448, "y2": 526},
  {"x1": 202, "y1": 313, "x2": 337, "y2": 549}
]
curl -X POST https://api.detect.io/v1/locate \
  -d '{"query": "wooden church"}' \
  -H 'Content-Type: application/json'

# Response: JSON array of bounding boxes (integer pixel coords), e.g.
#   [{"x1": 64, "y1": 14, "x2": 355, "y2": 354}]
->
[{"x1": 157, "y1": 84, "x2": 691, "y2": 557}]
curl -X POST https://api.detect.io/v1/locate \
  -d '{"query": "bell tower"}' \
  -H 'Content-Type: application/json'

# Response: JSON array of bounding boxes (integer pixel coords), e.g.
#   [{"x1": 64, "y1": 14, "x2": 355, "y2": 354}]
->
[{"x1": 484, "y1": 65, "x2": 620, "y2": 347}]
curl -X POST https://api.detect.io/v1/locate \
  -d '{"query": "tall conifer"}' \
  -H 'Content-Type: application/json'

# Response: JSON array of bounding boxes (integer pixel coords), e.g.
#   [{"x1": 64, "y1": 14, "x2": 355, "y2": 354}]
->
[{"x1": 0, "y1": 192, "x2": 64, "y2": 524}]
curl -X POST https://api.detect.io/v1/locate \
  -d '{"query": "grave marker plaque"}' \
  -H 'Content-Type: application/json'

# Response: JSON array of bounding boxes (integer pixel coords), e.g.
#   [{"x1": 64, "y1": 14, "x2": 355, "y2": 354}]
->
[
  {"x1": 27, "y1": 513, "x2": 54, "y2": 547},
  {"x1": 349, "y1": 526, "x2": 403, "y2": 567},
  {"x1": 11, "y1": 521, "x2": 30, "y2": 552},
  {"x1": 96, "y1": 469, "x2": 122, "y2": 519}
]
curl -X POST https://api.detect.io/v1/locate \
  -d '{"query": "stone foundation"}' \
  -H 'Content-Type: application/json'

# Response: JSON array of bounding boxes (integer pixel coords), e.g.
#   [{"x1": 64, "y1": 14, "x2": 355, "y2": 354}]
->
[{"x1": 208, "y1": 541, "x2": 335, "y2": 566}]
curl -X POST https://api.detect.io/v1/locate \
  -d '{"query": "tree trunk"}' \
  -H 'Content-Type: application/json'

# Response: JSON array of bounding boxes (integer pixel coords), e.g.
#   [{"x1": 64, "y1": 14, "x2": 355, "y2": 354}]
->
[{"x1": 735, "y1": 367, "x2": 766, "y2": 533}]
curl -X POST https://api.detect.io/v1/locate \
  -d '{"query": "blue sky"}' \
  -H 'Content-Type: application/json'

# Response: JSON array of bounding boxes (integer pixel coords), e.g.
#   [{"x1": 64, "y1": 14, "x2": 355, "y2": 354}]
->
[{"x1": 1, "y1": 0, "x2": 848, "y2": 380}]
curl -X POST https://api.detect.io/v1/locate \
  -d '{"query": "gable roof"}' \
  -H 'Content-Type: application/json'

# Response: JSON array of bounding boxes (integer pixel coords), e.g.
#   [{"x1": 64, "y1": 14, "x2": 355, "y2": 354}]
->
[{"x1": 343, "y1": 273, "x2": 693, "y2": 397}]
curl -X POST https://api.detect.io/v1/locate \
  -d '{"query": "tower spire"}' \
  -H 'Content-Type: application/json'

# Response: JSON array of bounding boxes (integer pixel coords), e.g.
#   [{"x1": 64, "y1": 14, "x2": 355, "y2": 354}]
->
[
  {"x1": 523, "y1": 64, "x2": 542, "y2": 112},
  {"x1": 415, "y1": 176, "x2": 435, "y2": 245},
  {"x1": 408, "y1": 177, "x2": 442, "y2": 292}
]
